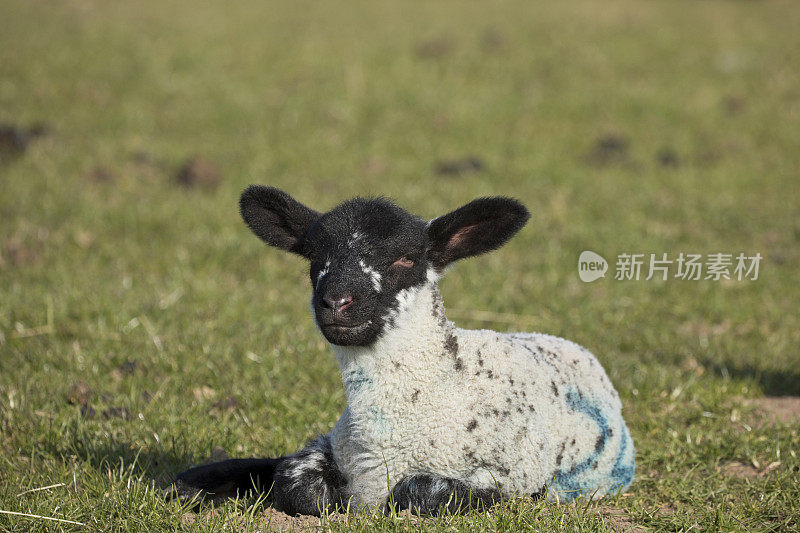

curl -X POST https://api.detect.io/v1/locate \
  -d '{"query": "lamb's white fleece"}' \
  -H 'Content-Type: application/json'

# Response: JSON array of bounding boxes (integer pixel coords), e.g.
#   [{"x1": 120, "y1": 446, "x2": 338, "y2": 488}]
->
[{"x1": 327, "y1": 270, "x2": 635, "y2": 507}]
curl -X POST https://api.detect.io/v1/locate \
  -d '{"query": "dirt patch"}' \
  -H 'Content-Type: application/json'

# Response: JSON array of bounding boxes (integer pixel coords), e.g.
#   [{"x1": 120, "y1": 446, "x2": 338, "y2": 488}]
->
[
  {"x1": 724, "y1": 95, "x2": 745, "y2": 115},
  {"x1": 744, "y1": 396, "x2": 800, "y2": 426},
  {"x1": 260, "y1": 509, "x2": 334, "y2": 531},
  {"x1": 415, "y1": 35, "x2": 455, "y2": 59},
  {"x1": 656, "y1": 147, "x2": 679, "y2": 168},
  {"x1": 66, "y1": 381, "x2": 92, "y2": 406},
  {"x1": 0, "y1": 125, "x2": 29, "y2": 153},
  {"x1": 586, "y1": 504, "x2": 645, "y2": 533},
  {"x1": 180, "y1": 509, "x2": 346, "y2": 531},
  {"x1": 184, "y1": 503, "x2": 647, "y2": 531},
  {"x1": 0, "y1": 122, "x2": 49, "y2": 155},
  {"x1": 110, "y1": 360, "x2": 139, "y2": 380},
  {"x1": 85, "y1": 165, "x2": 117, "y2": 183},
  {"x1": 211, "y1": 396, "x2": 239, "y2": 414},
  {"x1": 0, "y1": 237, "x2": 42, "y2": 269},
  {"x1": 602, "y1": 512, "x2": 645, "y2": 532},
  {"x1": 176, "y1": 156, "x2": 222, "y2": 189},
  {"x1": 526, "y1": 501, "x2": 644, "y2": 532},
  {"x1": 719, "y1": 460, "x2": 782, "y2": 479},
  {"x1": 257, "y1": 509, "x2": 415, "y2": 531},
  {"x1": 583, "y1": 134, "x2": 629, "y2": 167}
]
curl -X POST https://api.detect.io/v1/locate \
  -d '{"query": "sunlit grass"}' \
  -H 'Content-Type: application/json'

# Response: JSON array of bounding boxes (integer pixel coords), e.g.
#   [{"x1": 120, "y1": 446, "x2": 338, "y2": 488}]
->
[{"x1": 1, "y1": 0, "x2": 798, "y2": 530}]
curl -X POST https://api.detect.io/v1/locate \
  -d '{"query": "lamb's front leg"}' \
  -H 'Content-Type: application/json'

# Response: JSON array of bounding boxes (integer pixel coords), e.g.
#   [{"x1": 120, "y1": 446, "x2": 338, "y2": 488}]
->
[
  {"x1": 166, "y1": 435, "x2": 349, "y2": 516},
  {"x1": 270, "y1": 435, "x2": 349, "y2": 516},
  {"x1": 385, "y1": 474, "x2": 502, "y2": 516}
]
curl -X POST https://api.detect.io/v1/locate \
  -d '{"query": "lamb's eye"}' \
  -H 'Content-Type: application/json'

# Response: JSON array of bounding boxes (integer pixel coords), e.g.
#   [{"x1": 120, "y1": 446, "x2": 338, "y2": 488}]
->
[{"x1": 392, "y1": 256, "x2": 414, "y2": 268}]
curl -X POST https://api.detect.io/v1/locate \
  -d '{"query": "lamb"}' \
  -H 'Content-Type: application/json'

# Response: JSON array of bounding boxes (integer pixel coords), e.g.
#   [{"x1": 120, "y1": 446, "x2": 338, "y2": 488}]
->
[{"x1": 166, "y1": 186, "x2": 635, "y2": 515}]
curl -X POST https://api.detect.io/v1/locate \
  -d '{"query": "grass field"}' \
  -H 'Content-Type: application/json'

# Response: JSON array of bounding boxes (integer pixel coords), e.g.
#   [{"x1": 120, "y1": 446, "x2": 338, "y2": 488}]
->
[{"x1": 2, "y1": 0, "x2": 799, "y2": 530}]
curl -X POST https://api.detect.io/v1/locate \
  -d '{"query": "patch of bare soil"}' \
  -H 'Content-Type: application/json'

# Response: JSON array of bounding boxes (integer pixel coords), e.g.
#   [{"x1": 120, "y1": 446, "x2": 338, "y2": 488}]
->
[
  {"x1": 588, "y1": 505, "x2": 646, "y2": 533},
  {"x1": 211, "y1": 396, "x2": 239, "y2": 414},
  {"x1": 175, "y1": 156, "x2": 222, "y2": 189},
  {"x1": 260, "y1": 509, "x2": 335, "y2": 531},
  {"x1": 0, "y1": 237, "x2": 42, "y2": 269},
  {"x1": 0, "y1": 122, "x2": 49, "y2": 155},
  {"x1": 85, "y1": 165, "x2": 117, "y2": 183},
  {"x1": 656, "y1": 147, "x2": 679, "y2": 168},
  {"x1": 257, "y1": 509, "x2": 419, "y2": 531},
  {"x1": 604, "y1": 514, "x2": 645, "y2": 532},
  {"x1": 744, "y1": 396, "x2": 800, "y2": 427},
  {"x1": 583, "y1": 134, "x2": 630, "y2": 167},
  {"x1": 415, "y1": 35, "x2": 455, "y2": 59},
  {"x1": 180, "y1": 509, "x2": 347, "y2": 532},
  {"x1": 65, "y1": 380, "x2": 92, "y2": 406},
  {"x1": 182, "y1": 502, "x2": 650, "y2": 532},
  {"x1": 719, "y1": 460, "x2": 782, "y2": 479}
]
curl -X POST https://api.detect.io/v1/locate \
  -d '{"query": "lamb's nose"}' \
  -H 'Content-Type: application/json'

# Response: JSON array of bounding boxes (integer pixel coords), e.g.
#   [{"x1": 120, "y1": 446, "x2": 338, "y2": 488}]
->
[{"x1": 323, "y1": 294, "x2": 354, "y2": 312}]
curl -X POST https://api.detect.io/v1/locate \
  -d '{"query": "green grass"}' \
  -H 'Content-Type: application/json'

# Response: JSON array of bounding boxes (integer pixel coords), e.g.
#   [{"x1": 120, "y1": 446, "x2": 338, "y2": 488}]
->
[{"x1": 1, "y1": 0, "x2": 799, "y2": 530}]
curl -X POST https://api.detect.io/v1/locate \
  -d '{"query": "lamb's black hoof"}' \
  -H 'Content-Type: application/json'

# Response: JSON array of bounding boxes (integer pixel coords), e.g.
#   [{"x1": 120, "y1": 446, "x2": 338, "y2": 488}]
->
[
  {"x1": 164, "y1": 458, "x2": 280, "y2": 507},
  {"x1": 164, "y1": 479, "x2": 204, "y2": 505},
  {"x1": 164, "y1": 467, "x2": 238, "y2": 506},
  {"x1": 164, "y1": 479, "x2": 235, "y2": 507}
]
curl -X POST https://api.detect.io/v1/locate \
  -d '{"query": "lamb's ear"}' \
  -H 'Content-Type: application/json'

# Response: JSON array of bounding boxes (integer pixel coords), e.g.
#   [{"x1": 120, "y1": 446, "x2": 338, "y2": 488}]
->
[
  {"x1": 427, "y1": 197, "x2": 530, "y2": 271},
  {"x1": 239, "y1": 185, "x2": 321, "y2": 258}
]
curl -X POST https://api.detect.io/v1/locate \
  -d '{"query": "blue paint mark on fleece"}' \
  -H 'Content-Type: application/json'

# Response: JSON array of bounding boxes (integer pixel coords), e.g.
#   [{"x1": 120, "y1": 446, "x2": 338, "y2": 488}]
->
[
  {"x1": 366, "y1": 406, "x2": 392, "y2": 437},
  {"x1": 552, "y1": 390, "x2": 610, "y2": 501},
  {"x1": 610, "y1": 423, "x2": 635, "y2": 490},
  {"x1": 343, "y1": 367, "x2": 372, "y2": 394},
  {"x1": 552, "y1": 390, "x2": 634, "y2": 501}
]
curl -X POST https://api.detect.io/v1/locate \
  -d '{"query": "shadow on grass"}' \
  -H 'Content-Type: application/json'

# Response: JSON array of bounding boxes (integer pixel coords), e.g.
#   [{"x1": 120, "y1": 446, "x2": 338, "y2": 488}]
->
[
  {"x1": 705, "y1": 360, "x2": 800, "y2": 397},
  {"x1": 39, "y1": 424, "x2": 204, "y2": 489}
]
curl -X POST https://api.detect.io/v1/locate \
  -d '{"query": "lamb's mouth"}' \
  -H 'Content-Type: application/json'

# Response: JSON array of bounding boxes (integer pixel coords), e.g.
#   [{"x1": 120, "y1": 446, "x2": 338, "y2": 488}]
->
[
  {"x1": 318, "y1": 320, "x2": 375, "y2": 346},
  {"x1": 322, "y1": 322, "x2": 370, "y2": 334}
]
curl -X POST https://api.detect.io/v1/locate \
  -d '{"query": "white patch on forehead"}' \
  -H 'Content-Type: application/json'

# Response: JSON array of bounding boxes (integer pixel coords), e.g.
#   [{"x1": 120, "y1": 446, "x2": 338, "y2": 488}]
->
[
  {"x1": 359, "y1": 259, "x2": 382, "y2": 292},
  {"x1": 316, "y1": 260, "x2": 331, "y2": 290}
]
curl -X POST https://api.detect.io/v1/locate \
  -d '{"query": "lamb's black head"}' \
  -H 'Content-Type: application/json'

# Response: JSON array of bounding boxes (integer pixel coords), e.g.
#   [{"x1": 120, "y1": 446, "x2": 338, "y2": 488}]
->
[{"x1": 240, "y1": 186, "x2": 529, "y2": 347}]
